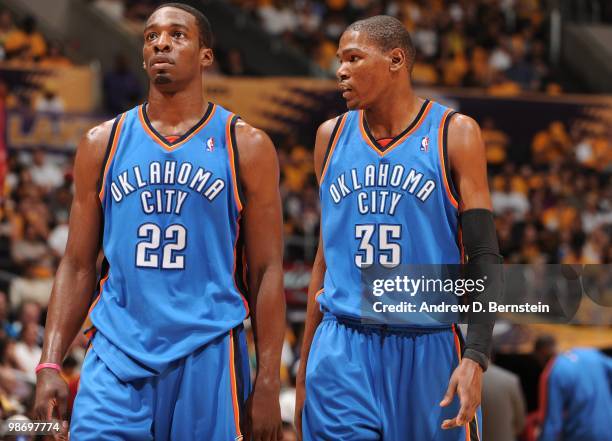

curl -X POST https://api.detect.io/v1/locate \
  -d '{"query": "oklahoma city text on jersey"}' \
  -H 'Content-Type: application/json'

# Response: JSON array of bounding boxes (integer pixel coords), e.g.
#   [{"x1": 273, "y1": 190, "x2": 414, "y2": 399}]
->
[
  {"x1": 107, "y1": 160, "x2": 226, "y2": 214},
  {"x1": 327, "y1": 162, "x2": 436, "y2": 214}
]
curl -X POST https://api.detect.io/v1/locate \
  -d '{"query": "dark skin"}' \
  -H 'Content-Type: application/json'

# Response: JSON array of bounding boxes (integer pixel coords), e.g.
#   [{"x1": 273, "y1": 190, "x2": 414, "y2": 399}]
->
[
  {"x1": 35, "y1": 7, "x2": 285, "y2": 441},
  {"x1": 295, "y1": 30, "x2": 492, "y2": 437}
]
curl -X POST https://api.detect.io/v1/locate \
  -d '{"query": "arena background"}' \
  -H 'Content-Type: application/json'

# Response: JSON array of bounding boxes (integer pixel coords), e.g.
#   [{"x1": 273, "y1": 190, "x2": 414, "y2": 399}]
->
[{"x1": 0, "y1": 0, "x2": 610, "y2": 440}]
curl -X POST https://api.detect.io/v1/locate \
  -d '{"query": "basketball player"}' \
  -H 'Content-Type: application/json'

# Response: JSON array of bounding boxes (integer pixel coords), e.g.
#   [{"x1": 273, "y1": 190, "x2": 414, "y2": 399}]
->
[
  {"x1": 34, "y1": 4, "x2": 285, "y2": 440},
  {"x1": 538, "y1": 347, "x2": 612, "y2": 441},
  {"x1": 295, "y1": 16, "x2": 502, "y2": 440}
]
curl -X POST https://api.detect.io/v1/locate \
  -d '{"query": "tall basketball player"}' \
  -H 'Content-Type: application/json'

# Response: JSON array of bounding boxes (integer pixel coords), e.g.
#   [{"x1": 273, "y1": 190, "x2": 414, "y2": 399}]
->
[
  {"x1": 295, "y1": 16, "x2": 502, "y2": 441},
  {"x1": 34, "y1": 4, "x2": 285, "y2": 440}
]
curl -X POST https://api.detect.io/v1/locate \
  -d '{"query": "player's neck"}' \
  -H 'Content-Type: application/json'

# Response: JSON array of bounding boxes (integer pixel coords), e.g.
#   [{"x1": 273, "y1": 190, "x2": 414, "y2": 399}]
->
[
  {"x1": 363, "y1": 86, "x2": 422, "y2": 140},
  {"x1": 146, "y1": 81, "x2": 208, "y2": 128}
]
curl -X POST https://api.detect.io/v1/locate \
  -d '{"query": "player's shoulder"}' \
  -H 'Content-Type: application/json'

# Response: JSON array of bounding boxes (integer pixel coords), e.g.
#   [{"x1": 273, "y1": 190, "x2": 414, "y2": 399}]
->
[
  {"x1": 233, "y1": 118, "x2": 273, "y2": 151},
  {"x1": 314, "y1": 113, "x2": 350, "y2": 159},
  {"x1": 83, "y1": 118, "x2": 116, "y2": 149},
  {"x1": 232, "y1": 118, "x2": 277, "y2": 171},
  {"x1": 316, "y1": 113, "x2": 348, "y2": 141}
]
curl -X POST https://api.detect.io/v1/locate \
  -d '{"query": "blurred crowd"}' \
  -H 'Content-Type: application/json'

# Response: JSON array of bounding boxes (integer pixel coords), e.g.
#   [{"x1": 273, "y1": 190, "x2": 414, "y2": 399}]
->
[
  {"x1": 235, "y1": 0, "x2": 562, "y2": 92},
  {"x1": 0, "y1": 11, "x2": 72, "y2": 67},
  {"x1": 91, "y1": 0, "x2": 562, "y2": 91}
]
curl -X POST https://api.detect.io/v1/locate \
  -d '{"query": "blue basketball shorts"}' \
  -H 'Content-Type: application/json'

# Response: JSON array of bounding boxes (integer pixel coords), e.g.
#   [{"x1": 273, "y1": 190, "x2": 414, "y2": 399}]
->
[
  {"x1": 71, "y1": 326, "x2": 250, "y2": 441},
  {"x1": 303, "y1": 313, "x2": 481, "y2": 441}
]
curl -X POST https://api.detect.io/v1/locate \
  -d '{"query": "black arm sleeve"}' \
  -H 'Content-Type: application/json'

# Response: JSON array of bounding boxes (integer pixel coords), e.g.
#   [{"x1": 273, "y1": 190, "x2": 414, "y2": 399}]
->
[{"x1": 460, "y1": 208, "x2": 503, "y2": 371}]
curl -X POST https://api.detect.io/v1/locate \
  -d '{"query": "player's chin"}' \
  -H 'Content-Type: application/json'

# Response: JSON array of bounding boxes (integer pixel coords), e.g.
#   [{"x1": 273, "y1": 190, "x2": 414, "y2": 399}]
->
[
  {"x1": 153, "y1": 73, "x2": 173, "y2": 85},
  {"x1": 344, "y1": 97, "x2": 360, "y2": 110}
]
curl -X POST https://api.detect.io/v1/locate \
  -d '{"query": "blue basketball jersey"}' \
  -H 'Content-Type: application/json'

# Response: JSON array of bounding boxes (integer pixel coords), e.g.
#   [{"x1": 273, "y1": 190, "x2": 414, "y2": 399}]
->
[
  {"x1": 90, "y1": 102, "x2": 249, "y2": 381},
  {"x1": 318, "y1": 99, "x2": 462, "y2": 321}
]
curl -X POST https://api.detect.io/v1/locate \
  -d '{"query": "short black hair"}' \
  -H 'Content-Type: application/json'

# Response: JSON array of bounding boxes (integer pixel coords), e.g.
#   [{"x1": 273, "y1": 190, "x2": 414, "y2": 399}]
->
[
  {"x1": 346, "y1": 15, "x2": 416, "y2": 71},
  {"x1": 151, "y1": 2, "x2": 213, "y2": 48}
]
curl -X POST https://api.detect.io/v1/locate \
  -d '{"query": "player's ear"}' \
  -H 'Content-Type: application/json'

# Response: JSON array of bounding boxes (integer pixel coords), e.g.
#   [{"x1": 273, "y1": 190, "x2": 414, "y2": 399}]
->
[
  {"x1": 200, "y1": 46, "x2": 213, "y2": 68},
  {"x1": 389, "y1": 48, "x2": 405, "y2": 73}
]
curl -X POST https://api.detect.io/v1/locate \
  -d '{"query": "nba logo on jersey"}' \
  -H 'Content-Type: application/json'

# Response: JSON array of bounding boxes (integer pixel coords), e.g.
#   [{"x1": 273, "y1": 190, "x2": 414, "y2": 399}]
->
[
  {"x1": 206, "y1": 137, "x2": 215, "y2": 151},
  {"x1": 420, "y1": 136, "x2": 429, "y2": 152}
]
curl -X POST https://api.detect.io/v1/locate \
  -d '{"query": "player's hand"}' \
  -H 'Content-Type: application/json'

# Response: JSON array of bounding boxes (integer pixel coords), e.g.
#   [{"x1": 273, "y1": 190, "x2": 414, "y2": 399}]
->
[
  {"x1": 439, "y1": 358, "x2": 482, "y2": 430},
  {"x1": 246, "y1": 376, "x2": 283, "y2": 441},
  {"x1": 34, "y1": 368, "x2": 70, "y2": 437},
  {"x1": 294, "y1": 375, "x2": 305, "y2": 441}
]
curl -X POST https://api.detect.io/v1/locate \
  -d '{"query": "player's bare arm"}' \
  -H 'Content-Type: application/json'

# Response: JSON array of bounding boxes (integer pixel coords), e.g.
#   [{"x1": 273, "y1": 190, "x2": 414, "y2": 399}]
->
[
  {"x1": 235, "y1": 120, "x2": 285, "y2": 441},
  {"x1": 34, "y1": 119, "x2": 114, "y2": 424},
  {"x1": 294, "y1": 116, "x2": 337, "y2": 440},
  {"x1": 440, "y1": 114, "x2": 497, "y2": 429}
]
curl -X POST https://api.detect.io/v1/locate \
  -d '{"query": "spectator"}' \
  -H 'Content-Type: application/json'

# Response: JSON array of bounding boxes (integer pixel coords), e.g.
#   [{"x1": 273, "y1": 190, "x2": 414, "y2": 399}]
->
[
  {"x1": 13, "y1": 322, "x2": 41, "y2": 382},
  {"x1": 492, "y1": 177, "x2": 530, "y2": 220},
  {"x1": 9, "y1": 268, "x2": 53, "y2": 312},
  {"x1": 28, "y1": 149, "x2": 64, "y2": 191},
  {"x1": 34, "y1": 87, "x2": 65, "y2": 114},
  {"x1": 481, "y1": 117, "x2": 510, "y2": 166},
  {"x1": 10, "y1": 301, "x2": 42, "y2": 340},
  {"x1": 0, "y1": 10, "x2": 16, "y2": 60},
  {"x1": 482, "y1": 363, "x2": 527, "y2": 441},
  {"x1": 39, "y1": 41, "x2": 72, "y2": 67},
  {"x1": 48, "y1": 212, "x2": 69, "y2": 258},
  {"x1": 532, "y1": 121, "x2": 572, "y2": 164},
  {"x1": 34, "y1": 87, "x2": 65, "y2": 135},
  {"x1": 3, "y1": 15, "x2": 47, "y2": 63},
  {"x1": 10, "y1": 223, "x2": 49, "y2": 271},
  {"x1": 258, "y1": 0, "x2": 298, "y2": 36}
]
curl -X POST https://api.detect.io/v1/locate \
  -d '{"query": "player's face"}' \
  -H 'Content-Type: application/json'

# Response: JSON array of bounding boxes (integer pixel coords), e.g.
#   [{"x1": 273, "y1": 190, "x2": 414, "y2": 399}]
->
[
  {"x1": 143, "y1": 7, "x2": 212, "y2": 91},
  {"x1": 336, "y1": 30, "x2": 393, "y2": 110}
]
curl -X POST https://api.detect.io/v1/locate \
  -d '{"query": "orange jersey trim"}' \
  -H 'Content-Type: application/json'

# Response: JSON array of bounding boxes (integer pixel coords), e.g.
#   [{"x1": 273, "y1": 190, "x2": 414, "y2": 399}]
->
[
  {"x1": 232, "y1": 216, "x2": 250, "y2": 317},
  {"x1": 87, "y1": 272, "x2": 109, "y2": 316},
  {"x1": 225, "y1": 114, "x2": 243, "y2": 212},
  {"x1": 320, "y1": 114, "x2": 348, "y2": 183},
  {"x1": 138, "y1": 103, "x2": 216, "y2": 151},
  {"x1": 314, "y1": 288, "x2": 324, "y2": 299},
  {"x1": 98, "y1": 113, "x2": 127, "y2": 201},
  {"x1": 438, "y1": 109, "x2": 460, "y2": 210},
  {"x1": 229, "y1": 330, "x2": 242, "y2": 438},
  {"x1": 359, "y1": 100, "x2": 433, "y2": 156}
]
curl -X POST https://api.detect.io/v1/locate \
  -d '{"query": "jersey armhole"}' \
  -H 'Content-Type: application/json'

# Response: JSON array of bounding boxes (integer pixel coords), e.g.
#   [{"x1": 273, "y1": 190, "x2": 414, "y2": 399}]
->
[
  {"x1": 226, "y1": 114, "x2": 246, "y2": 211},
  {"x1": 319, "y1": 113, "x2": 347, "y2": 184},
  {"x1": 98, "y1": 113, "x2": 126, "y2": 201},
  {"x1": 441, "y1": 110, "x2": 460, "y2": 208}
]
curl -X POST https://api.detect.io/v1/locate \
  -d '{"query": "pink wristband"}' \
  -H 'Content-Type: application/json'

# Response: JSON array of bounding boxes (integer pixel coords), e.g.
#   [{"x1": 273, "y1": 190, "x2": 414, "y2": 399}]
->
[{"x1": 35, "y1": 362, "x2": 61, "y2": 374}]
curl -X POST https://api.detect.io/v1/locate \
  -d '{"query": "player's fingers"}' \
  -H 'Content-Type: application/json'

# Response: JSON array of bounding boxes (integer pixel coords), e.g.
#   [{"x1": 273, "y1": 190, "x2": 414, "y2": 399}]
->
[
  {"x1": 57, "y1": 388, "x2": 69, "y2": 422},
  {"x1": 439, "y1": 377, "x2": 457, "y2": 407},
  {"x1": 441, "y1": 418, "x2": 459, "y2": 429},
  {"x1": 33, "y1": 397, "x2": 50, "y2": 421},
  {"x1": 455, "y1": 404, "x2": 471, "y2": 426}
]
